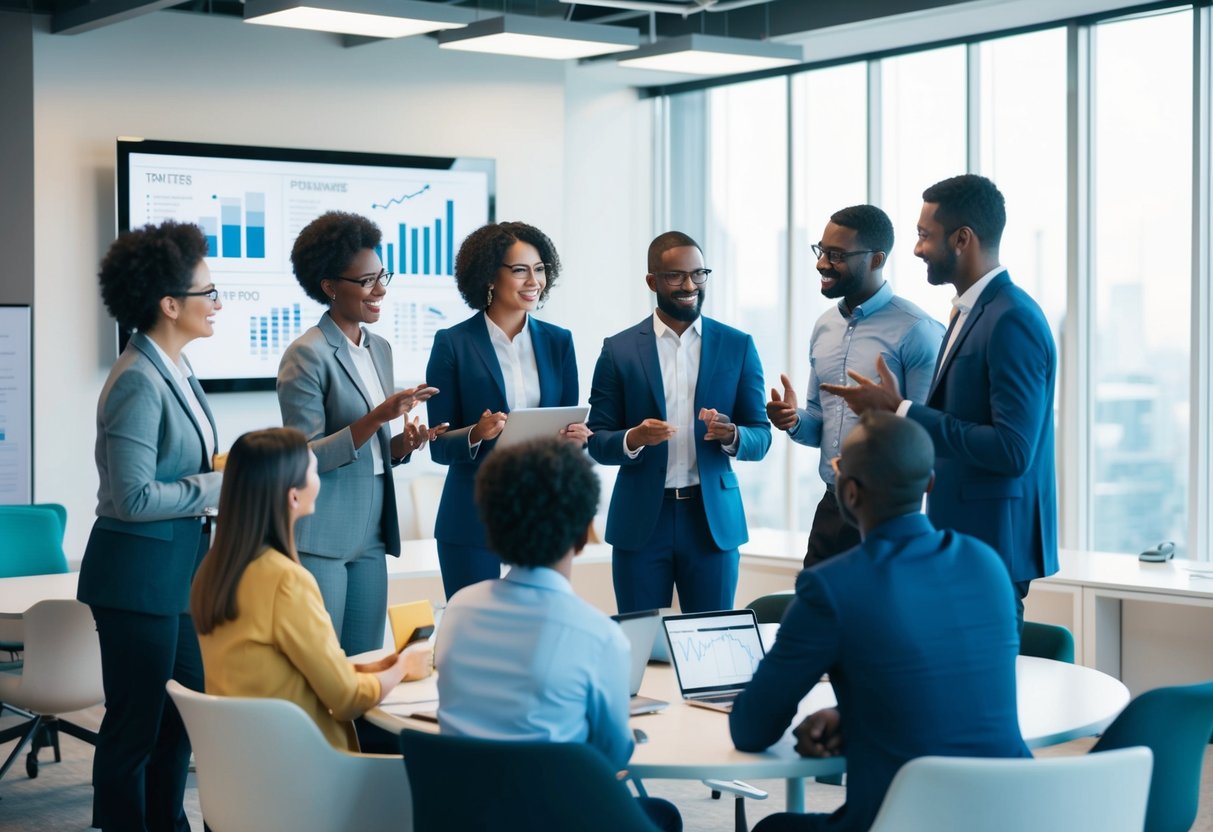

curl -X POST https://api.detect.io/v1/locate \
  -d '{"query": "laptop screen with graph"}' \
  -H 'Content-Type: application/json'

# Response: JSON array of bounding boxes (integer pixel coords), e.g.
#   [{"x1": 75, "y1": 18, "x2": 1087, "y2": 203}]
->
[{"x1": 663, "y1": 609, "x2": 766, "y2": 700}]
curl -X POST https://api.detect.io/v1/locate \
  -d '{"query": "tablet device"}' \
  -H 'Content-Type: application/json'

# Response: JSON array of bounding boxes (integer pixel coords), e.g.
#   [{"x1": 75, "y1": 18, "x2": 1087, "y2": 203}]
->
[{"x1": 494, "y1": 406, "x2": 590, "y2": 449}]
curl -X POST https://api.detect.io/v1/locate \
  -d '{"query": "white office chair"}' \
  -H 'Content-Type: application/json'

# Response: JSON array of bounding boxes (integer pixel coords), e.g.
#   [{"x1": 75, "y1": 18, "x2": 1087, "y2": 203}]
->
[
  {"x1": 0, "y1": 599, "x2": 103, "y2": 782},
  {"x1": 166, "y1": 680, "x2": 412, "y2": 832},
  {"x1": 868, "y1": 746, "x2": 1153, "y2": 832}
]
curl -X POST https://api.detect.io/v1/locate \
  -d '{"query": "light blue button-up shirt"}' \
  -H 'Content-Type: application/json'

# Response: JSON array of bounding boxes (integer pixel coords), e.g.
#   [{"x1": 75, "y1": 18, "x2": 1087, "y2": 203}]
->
[
  {"x1": 790, "y1": 281, "x2": 944, "y2": 486},
  {"x1": 435, "y1": 565, "x2": 634, "y2": 768}
]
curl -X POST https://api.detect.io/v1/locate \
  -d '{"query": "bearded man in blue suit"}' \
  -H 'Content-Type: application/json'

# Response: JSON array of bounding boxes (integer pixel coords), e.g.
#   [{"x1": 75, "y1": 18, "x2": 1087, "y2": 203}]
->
[
  {"x1": 588, "y1": 231, "x2": 771, "y2": 614},
  {"x1": 823, "y1": 175, "x2": 1058, "y2": 630}
]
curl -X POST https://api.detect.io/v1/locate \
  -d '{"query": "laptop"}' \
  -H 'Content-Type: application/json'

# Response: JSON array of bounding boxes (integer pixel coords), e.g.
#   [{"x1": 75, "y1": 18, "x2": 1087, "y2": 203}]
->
[
  {"x1": 611, "y1": 610, "x2": 670, "y2": 716},
  {"x1": 663, "y1": 609, "x2": 766, "y2": 713}
]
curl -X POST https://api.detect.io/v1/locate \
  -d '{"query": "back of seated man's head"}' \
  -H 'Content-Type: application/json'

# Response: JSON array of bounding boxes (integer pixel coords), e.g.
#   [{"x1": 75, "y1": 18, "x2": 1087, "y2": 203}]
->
[
  {"x1": 475, "y1": 438, "x2": 600, "y2": 569},
  {"x1": 841, "y1": 411, "x2": 935, "y2": 520}
]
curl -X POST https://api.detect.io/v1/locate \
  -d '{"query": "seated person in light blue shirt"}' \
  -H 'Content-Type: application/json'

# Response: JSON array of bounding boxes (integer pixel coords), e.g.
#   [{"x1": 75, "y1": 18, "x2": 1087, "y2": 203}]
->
[
  {"x1": 436, "y1": 437, "x2": 681, "y2": 832},
  {"x1": 767, "y1": 205, "x2": 944, "y2": 568}
]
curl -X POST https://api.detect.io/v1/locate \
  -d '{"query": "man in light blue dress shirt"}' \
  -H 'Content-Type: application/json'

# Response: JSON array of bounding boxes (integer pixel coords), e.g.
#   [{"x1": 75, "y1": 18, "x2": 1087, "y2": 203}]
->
[
  {"x1": 768, "y1": 205, "x2": 944, "y2": 567},
  {"x1": 437, "y1": 438, "x2": 681, "y2": 831}
]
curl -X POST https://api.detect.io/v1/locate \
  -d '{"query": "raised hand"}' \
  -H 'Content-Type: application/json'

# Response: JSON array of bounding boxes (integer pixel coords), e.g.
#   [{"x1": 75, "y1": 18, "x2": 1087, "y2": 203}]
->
[
  {"x1": 819, "y1": 354, "x2": 902, "y2": 416},
  {"x1": 470, "y1": 409, "x2": 508, "y2": 444},
  {"x1": 767, "y1": 373, "x2": 800, "y2": 432}
]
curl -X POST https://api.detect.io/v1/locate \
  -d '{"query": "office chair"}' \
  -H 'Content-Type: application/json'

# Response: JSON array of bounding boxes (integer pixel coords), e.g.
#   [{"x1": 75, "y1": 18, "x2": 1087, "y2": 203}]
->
[
  {"x1": 1090, "y1": 679, "x2": 1213, "y2": 832},
  {"x1": 168, "y1": 681, "x2": 411, "y2": 832},
  {"x1": 0, "y1": 599, "x2": 103, "y2": 783},
  {"x1": 868, "y1": 746, "x2": 1152, "y2": 832},
  {"x1": 398, "y1": 729, "x2": 663, "y2": 832},
  {"x1": 744, "y1": 592, "x2": 794, "y2": 625},
  {"x1": 1019, "y1": 621, "x2": 1075, "y2": 663}
]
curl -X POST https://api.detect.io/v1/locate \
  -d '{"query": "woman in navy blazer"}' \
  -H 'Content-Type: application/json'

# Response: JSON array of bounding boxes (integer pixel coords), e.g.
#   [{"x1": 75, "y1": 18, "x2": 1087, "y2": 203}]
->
[
  {"x1": 426, "y1": 222, "x2": 586, "y2": 599},
  {"x1": 78, "y1": 221, "x2": 223, "y2": 832}
]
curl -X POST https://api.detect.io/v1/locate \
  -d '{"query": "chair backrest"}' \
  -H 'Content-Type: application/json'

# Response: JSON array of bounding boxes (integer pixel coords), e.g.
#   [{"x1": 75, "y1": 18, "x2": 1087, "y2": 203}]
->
[
  {"x1": 408, "y1": 475, "x2": 445, "y2": 540},
  {"x1": 868, "y1": 747, "x2": 1153, "y2": 832},
  {"x1": 1019, "y1": 620, "x2": 1075, "y2": 663},
  {"x1": 398, "y1": 729, "x2": 660, "y2": 832},
  {"x1": 745, "y1": 592, "x2": 794, "y2": 625},
  {"x1": 1092, "y1": 679, "x2": 1213, "y2": 832},
  {"x1": 167, "y1": 681, "x2": 411, "y2": 832},
  {"x1": 3, "y1": 599, "x2": 104, "y2": 715},
  {"x1": 0, "y1": 505, "x2": 69, "y2": 578}
]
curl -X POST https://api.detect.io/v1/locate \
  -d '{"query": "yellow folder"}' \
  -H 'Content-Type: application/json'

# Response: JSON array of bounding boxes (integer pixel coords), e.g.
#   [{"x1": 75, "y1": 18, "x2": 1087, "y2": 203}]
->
[{"x1": 388, "y1": 600, "x2": 435, "y2": 653}]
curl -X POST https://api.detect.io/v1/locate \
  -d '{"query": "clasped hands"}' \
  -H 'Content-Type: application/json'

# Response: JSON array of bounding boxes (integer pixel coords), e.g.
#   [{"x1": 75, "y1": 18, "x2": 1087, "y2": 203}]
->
[
  {"x1": 624, "y1": 408, "x2": 737, "y2": 452},
  {"x1": 793, "y1": 707, "x2": 844, "y2": 758}
]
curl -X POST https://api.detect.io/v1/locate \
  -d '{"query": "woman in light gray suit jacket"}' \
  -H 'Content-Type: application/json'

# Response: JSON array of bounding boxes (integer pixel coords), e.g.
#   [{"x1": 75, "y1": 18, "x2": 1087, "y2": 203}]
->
[
  {"x1": 77, "y1": 221, "x2": 223, "y2": 832},
  {"x1": 277, "y1": 212, "x2": 439, "y2": 655}
]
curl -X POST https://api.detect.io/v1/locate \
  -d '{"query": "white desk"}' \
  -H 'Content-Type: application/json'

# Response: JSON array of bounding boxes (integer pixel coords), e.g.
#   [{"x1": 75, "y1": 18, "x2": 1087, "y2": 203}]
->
[
  {"x1": 0, "y1": 571, "x2": 79, "y2": 612},
  {"x1": 368, "y1": 655, "x2": 1128, "y2": 814}
]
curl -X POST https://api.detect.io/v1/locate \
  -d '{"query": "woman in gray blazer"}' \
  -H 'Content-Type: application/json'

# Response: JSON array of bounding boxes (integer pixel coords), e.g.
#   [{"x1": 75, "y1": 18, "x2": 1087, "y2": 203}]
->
[
  {"x1": 77, "y1": 221, "x2": 223, "y2": 832},
  {"x1": 277, "y1": 212, "x2": 439, "y2": 655}
]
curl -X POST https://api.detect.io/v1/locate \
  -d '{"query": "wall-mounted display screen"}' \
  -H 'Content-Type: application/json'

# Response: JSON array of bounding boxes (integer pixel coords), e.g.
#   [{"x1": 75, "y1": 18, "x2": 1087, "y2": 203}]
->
[{"x1": 117, "y1": 138, "x2": 495, "y2": 392}]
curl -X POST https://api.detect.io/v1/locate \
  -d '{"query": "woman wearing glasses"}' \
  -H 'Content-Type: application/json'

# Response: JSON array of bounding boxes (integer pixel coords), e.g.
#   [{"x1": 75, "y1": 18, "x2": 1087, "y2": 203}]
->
[
  {"x1": 77, "y1": 221, "x2": 223, "y2": 832},
  {"x1": 426, "y1": 221, "x2": 588, "y2": 599},
  {"x1": 278, "y1": 211, "x2": 439, "y2": 655}
]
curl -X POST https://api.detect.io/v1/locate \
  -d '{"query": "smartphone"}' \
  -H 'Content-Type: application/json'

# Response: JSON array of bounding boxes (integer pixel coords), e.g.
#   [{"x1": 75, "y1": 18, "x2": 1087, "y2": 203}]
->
[{"x1": 405, "y1": 625, "x2": 435, "y2": 646}]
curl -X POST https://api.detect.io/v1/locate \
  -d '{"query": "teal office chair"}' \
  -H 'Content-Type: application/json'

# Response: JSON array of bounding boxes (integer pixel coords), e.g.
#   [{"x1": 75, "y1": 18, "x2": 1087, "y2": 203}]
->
[
  {"x1": 1090, "y1": 679, "x2": 1213, "y2": 832},
  {"x1": 398, "y1": 729, "x2": 664, "y2": 832},
  {"x1": 1019, "y1": 621, "x2": 1075, "y2": 663},
  {"x1": 744, "y1": 592, "x2": 794, "y2": 625}
]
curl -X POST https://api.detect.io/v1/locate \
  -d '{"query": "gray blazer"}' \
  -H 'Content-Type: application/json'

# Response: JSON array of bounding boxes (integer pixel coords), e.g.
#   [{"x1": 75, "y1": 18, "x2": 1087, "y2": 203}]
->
[
  {"x1": 277, "y1": 313, "x2": 402, "y2": 558},
  {"x1": 77, "y1": 332, "x2": 223, "y2": 615}
]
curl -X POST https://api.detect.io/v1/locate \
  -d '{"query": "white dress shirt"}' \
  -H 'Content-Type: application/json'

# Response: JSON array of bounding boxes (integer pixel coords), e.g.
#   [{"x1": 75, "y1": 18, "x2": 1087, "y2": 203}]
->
[
  {"x1": 485, "y1": 314, "x2": 541, "y2": 411},
  {"x1": 344, "y1": 328, "x2": 388, "y2": 473},
  {"x1": 148, "y1": 338, "x2": 214, "y2": 463}
]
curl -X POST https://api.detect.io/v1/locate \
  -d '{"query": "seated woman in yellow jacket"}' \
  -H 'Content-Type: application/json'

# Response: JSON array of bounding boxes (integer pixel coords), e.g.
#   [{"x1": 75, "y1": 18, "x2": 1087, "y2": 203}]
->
[{"x1": 191, "y1": 427, "x2": 429, "y2": 752}]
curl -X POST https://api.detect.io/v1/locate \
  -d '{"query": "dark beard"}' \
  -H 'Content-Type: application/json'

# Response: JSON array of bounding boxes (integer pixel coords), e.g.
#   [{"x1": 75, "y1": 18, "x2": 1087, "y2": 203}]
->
[
  {"x1": 820, "y1": 270, "x2": 862, "y2": 300},
  {"x1": 656, "y1": 288, "x2": 705, "y2": 322},
  {"x1": 926, "y1": 249, "x2": 958, "y2": 286}
]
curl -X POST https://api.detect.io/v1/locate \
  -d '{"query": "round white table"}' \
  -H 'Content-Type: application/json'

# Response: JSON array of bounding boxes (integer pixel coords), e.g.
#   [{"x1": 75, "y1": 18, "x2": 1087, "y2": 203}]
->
[{"x1": 367, "y1": 654, "x2": 1129, "y2": 814}]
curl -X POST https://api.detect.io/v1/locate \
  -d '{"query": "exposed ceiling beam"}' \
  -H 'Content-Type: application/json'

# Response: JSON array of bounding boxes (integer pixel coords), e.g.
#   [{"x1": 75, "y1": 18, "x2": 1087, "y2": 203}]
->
[{"x1": 52, "y1": 0, "x2": 182, "y2": 35}]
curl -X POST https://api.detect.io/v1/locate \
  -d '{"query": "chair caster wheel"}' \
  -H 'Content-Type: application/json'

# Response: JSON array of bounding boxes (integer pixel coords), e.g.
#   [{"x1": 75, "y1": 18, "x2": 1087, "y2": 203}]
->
[{"x1": 26, "y1": 753, "x2": 38, "y2": 779}]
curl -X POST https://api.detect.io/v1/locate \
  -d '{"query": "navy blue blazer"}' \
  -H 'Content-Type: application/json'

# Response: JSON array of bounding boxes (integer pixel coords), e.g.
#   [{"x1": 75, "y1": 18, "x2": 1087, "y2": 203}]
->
[
  {"x1": 425, "y1": 312, "x2": 578, "y2": 547},
  {"x1": 586, "y1": 316, "x2": 771, "y2": 552},
  {"x1": 906, "y1": 272, "x2": 1058, "y2": 583},
  {"x1": 731, "y1": 513, "x2": 1030, "y2": 832}
]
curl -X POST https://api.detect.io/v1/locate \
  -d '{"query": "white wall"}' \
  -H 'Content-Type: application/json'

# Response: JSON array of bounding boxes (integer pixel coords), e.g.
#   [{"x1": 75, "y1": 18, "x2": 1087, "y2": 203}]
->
[{"x1": 30, "y1": 11, "x2": 654, "y2": 558}]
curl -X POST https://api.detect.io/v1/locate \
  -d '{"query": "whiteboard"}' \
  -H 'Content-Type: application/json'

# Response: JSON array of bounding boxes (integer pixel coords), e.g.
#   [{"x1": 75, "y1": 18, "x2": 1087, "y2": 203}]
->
[{"x1": 0, "y1": 306, "x2": 32, "y2": 503}]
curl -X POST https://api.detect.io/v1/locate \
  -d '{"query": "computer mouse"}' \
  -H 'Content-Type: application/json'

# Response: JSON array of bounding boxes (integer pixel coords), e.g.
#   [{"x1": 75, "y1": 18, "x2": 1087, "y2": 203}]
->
[{"x1": 1138, "y1": 541, "x2": 1175, "y2": 562}]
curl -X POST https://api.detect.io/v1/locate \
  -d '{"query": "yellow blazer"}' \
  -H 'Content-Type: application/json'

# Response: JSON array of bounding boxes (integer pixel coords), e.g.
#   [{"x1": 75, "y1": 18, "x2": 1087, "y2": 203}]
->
[{"x1": 197, "y1": 547, "x2": 380, "y2": 752}]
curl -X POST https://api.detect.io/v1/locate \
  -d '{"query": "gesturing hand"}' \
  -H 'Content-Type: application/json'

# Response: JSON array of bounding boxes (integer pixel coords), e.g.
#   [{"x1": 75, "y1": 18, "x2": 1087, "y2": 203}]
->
[
  {"x1": 792, "y1": 708, "x2": 843, "y2": 758},
  {"x1": 625, "y1": 418, "x2": 677, "y2": 452},
  {"x1": 374, "y1": 385, "x2": 438, "y2": 423},
  {"x1": 470, "y1": 409, "x2": 508, "y2": 444},
  {"x1": 699, "y1": 408, "x2": 737, "y2": 444},
  {"x1": 767, "y1": 373, "x2": 800, "y2": 432},
  {"x1": 819, "y1": 354, "x2": 902, "y2": 416}
]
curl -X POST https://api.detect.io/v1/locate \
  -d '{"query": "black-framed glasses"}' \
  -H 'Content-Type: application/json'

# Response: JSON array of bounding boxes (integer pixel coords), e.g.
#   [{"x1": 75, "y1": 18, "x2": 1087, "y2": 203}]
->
[
  {"x1": 501, "y1": 262, "x2": 551, "y2": 278},
  {"x1": 812, "y1": 245, "x2": 878, "y2": 264},
  {"x1": 333, "y1": 270, "x2": 393, "y2": 289},
  {"x1": 178, "y1": 287, "x2": 219, "y2": 303},
  {"x1": 652, "y1": 268, "x2": 711, "y2": 286}
]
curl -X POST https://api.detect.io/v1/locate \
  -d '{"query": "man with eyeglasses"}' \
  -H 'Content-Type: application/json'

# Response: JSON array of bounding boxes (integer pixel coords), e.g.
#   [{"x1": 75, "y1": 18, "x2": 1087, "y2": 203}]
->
[
  {"x1": 821, "y1": 175, "x2": 1059, "y2": 634},
  {"x1": 588, "y1": 231, "x2": 771, "y2": 614},
  {"x1": 768, "y1": 204, "x2": 944, "y2": 568}
]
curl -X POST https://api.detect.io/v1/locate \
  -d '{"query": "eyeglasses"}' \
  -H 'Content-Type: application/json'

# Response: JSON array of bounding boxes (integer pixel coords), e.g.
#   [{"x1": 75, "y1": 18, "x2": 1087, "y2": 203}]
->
[
  {"x1": 652, "y1": 269, "x2": 712, "y2": 286},
  {"x1": 501, "y1": 263, "x2": 551, "y2": 278},
  {"x1": 332, "y1": 270, "x2": 393, "y2": 289},
  {"x1": 179, "y1": 287, "x2": 219, "y2": 303},
  {"x1": 812, "y1": 245, "x2": 878, "y2": 264}
]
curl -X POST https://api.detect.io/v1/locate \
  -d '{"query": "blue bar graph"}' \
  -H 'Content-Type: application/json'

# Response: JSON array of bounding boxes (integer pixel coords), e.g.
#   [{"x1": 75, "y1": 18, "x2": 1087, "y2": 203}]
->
[
  {"x1": 391, "y1": 200, "x2": 456, "y2": 277},
  {"x1": 411, "y1": 228, "x2": 419, "y2": 273},
  {"x1": 200, "y1": 216, "x2": 219, "y2": 257},
  {"x1": 245, "y1": 192, "x2": 266, "y2": 259},
  {"x1": 220, "y1": 198, "x2": 242, "y2": 258},
  {"x1": 248, "y1": 303, "x2": 304, "y2": 354},
  {"x1": 423, "y1": 228, "x2": 431, "y2": 274},
  {"x1": 386, "y1": 243, "x2": 395, "y2": 273},
  {"x1": 446, "y1": 199, "x2": 454, "y2": 274}
]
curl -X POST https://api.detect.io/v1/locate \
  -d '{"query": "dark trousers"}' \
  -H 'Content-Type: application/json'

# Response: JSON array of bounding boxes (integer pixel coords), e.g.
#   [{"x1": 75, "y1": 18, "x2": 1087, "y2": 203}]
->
[
  {"x1": 639, "y1": 797, "x2": 683, "y2": 832},
  {"x1": 613, "y1": 492, "x2": 739, "y2": 614},
  {"x1": 436, "y1": 541, "x2": 502, "y2": 601},
  {"x1": 804, "y1": 489, "x2": 862, "y2": 569},
  {"x1": 89, "y1": 606, "x2": 203, "y2": 832}
]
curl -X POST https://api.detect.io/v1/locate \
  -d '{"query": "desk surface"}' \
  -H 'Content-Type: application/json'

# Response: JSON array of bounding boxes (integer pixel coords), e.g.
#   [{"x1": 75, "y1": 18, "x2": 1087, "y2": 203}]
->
[
  {"x1": 0, "y1": 571, "x2": 79, "y2": 613},
  {"x1": 1044, "y1": 549, "x2": 1213, "y2": 600}
]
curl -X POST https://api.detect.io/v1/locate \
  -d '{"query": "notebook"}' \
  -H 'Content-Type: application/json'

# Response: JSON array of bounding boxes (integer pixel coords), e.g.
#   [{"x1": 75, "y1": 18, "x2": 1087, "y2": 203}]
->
[
  {"x1": 662, "y1": 609, "x2": 766, "y2": 713},
  {"x1": 388, "y1": 600, "x2": 435, "y2": 653},
  {"x1": 611, "y1": 610, "x2": 669, "y2": 716}
]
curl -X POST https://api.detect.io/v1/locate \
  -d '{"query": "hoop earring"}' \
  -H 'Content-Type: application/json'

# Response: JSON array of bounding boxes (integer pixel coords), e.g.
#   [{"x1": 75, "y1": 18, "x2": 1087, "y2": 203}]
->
[{"x1": 486, "y1": 285, "x2": 494, "y2": 308}]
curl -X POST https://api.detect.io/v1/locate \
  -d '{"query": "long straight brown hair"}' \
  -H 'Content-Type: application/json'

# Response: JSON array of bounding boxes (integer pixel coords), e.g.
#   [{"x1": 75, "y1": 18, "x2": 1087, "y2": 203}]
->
[{"x1": 191, "y1": 427, "x2": 310, "y2": 635}]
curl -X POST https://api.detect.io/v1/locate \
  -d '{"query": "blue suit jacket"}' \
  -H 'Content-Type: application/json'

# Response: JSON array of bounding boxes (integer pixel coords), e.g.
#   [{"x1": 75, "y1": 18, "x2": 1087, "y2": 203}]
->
[
  {"x1": 730, "y1": 513, "x2": 1030, "y2": 832},
  {"x1": 586, "y1": 315, "x2": 771, "y2": 552},
  {"x1": 425, "y1": 313, "x2": 579, "y2": 547},
  {"x1": 907, "y1": 272, "x2": 1058, "y2": 582}
]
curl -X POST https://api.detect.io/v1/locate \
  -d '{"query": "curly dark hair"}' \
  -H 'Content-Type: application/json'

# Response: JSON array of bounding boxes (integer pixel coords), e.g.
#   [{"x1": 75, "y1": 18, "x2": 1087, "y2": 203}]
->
[
  {"x1": 922, "y1": 174, "x2": 1006, "y2": 251},
  {"x1": 475, "y1": 438, "x2": 599, "y2": 568},
  {"x1": 454, "y1": 222, "x2": 561, "y2": 311},
  {"x1": 290, "y1": 211, "x2": 383, "y2": 305},
  {"x1": 98, "y1": 221, "x2": 209, "y2": 333}
]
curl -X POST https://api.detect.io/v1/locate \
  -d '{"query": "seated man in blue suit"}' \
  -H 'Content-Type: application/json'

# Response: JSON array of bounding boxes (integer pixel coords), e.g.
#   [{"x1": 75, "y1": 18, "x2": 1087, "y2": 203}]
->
[
  {"x1": 731, "y1": 412, "x2": 1029, "y2": 832},
  {"x1": 588, "y1": 231, "x2": 771, "y2": 614}
]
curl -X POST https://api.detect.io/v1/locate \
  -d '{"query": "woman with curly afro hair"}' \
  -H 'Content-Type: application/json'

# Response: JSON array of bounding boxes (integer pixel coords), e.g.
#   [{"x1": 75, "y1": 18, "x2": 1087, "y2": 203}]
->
[
  {"x1": 277, "y1": 211, "x2": 444, "y2": 656},
  {"x1": 77, "y1": 220, "x2": 224, "y2": 832},
  {"x1": 425, "y1": 221, "x2": 588, "y2": 599}
]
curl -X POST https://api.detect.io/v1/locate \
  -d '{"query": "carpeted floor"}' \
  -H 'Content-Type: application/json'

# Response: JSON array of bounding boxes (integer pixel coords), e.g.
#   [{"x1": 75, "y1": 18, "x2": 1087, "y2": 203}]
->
[{"x1": 2, "y1": 704, "x2": 1211, "y2": 831}]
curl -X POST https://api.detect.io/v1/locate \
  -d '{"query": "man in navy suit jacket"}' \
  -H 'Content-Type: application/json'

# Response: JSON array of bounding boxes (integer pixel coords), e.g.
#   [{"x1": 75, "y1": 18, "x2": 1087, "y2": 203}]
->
[
  {"x1": 731, "y1": 412, "x2": 1029, "y2": 832},
  {"x1": 823, "y1": 175, "x2": 1058, "y2": 629},
  {"x1": 588, "y1": 231, "x2": 771, "y2": 614}
]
